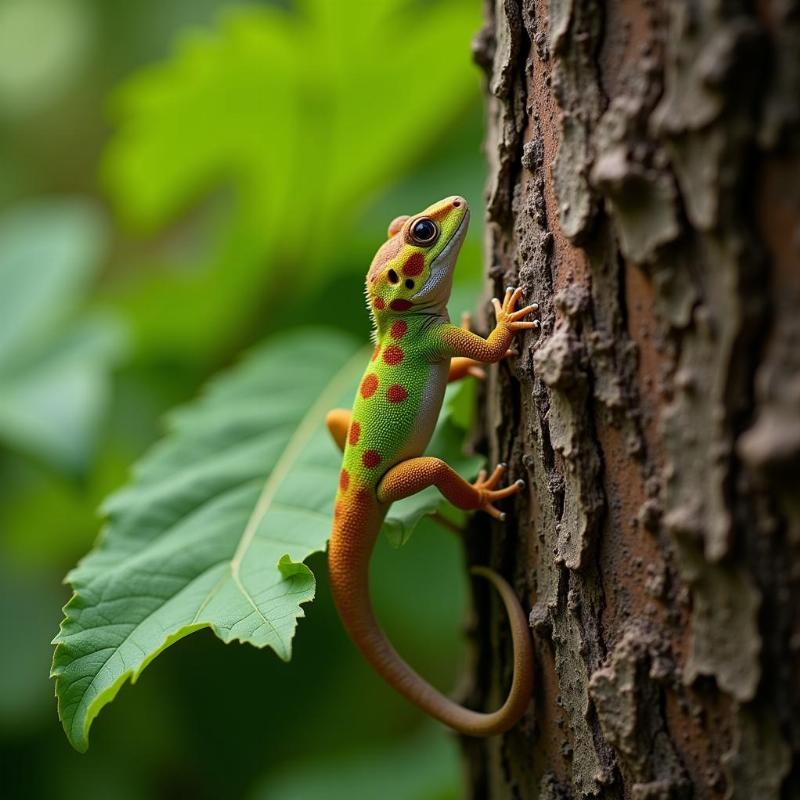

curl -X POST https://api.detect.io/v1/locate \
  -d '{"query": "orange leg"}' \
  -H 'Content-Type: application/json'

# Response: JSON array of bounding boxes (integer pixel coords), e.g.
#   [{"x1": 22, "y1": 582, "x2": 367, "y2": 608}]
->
[
  {"x1": 447, "y1": 309, "x2": 524, "y2": 382},
  {"x1": 448, "y1": 357, "x2": 486, "y2": 382},
  {"x1": 450, "y1": 313, "x2": 486, "y2": 381},
  {"x1": 325, "y1": 408, "x2": 351, "y2": 452},
  {"x1": 443, "y1": 289, "x2": 539, "y2": 362},
  {"x1": 377, "y1": 458, "x2": 523, "y2": 521}
]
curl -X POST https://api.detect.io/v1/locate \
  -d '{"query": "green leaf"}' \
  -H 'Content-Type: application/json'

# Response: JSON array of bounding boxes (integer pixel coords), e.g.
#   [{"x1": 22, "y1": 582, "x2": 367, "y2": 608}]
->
[
  {"x1": 102, "y1": 0, "x2": 481, "y2": 357},
  {"x1": 0, "y1": 200, "x2": 126, "y2": 473},
  {"x1": 105, "y1": 0, "x2": 479, "y2": 234},
  {"x1": 52, "y1": 328, "x2": 480, "y2": 752}
]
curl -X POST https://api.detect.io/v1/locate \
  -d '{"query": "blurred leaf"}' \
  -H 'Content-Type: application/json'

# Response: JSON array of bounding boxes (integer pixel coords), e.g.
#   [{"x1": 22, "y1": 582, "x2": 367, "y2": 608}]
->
[
  {"x1": 0, "y1": 443, "x2": 131, "y2": 567},
  {"x1": 0, "y1": 200, "x2": 126, "y2": 473},
  {"x1": 0, "y1": 0, "x2": 94, "y2": 118},
  {"x1": 0, "y1": 199, "x2": 102, "y2": 360},
  {"x1": 52, "y1": 327, "x2": 480, "y2": 752},
  {"x1": 105, "y1": 0, "x2": 478, "y2": 235},
  {"x1": 102, "y1": 0, "x2": 481, "y2": 357},
  {"x1": 250, "y1": 727, "x2": 461, "y2": 800},
  {"x1": 442, "y1": 365, "x2": 477, "y2": 431}
]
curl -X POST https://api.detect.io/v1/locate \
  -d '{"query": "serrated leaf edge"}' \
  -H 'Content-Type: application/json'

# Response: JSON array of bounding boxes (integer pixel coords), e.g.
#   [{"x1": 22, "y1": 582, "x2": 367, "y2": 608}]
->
[{"x1": 51, "y1": 343, "x2": 367, "y2": 751}]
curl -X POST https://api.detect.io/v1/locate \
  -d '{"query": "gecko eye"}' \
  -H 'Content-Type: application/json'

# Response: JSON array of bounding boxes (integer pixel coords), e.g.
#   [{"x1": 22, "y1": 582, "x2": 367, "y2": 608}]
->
[
  {"x1": 410, "y1": 218, "x2": 439, "y2": 246},
  {"x1": 387, "y1": 269, "x2": 399, "y2": 284}
]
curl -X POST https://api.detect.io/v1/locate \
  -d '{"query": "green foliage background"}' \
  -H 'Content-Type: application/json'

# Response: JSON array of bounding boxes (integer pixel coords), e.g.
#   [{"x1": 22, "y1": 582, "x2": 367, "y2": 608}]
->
[{"x1": 0, "y1": 0, "x2": 485, "y2": 797}]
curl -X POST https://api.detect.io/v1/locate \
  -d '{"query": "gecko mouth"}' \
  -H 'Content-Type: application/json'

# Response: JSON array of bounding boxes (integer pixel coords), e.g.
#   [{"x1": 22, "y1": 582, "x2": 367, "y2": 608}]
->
[
  {"x1": 423, "y1": 209, "x2": 470, "y2": 278},
  {"x1": 406, "y1": 209, "x2": 470, "y2": 306}
]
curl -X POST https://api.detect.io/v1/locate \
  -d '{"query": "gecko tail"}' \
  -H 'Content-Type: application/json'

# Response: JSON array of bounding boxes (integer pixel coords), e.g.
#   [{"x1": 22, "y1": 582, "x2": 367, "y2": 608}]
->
[
  {"x1": 460, "y1": 565, "x2": 535, "y2": 735},
  {"x1": 335, "y1": 560, "x2": 534, "y2": 737},
  {"x1": 410, "y1": 564, "x2": 534, "y2": 736}
]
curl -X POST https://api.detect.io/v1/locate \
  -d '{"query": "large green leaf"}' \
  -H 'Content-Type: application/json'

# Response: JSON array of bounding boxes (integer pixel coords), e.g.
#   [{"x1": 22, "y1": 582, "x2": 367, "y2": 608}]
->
[
  {"x1": 102, "y1": 0, "x2": 481, "y2": 357},
  {"x1": 105, "y1": 0, "x2": 478, "y2": 234},
  {"x1": 52, "y1": 328, "x2": 480, "y2": 752},
  {"x1": 0, "y1": 200, "x2": 125, "y2": 473}
]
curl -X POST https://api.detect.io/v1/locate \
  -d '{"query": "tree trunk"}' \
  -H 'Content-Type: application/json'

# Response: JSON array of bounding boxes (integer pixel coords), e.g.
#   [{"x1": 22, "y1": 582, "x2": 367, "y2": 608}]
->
[{"x1": 464, "y1": 1, "x2": 800, "y2": 797}]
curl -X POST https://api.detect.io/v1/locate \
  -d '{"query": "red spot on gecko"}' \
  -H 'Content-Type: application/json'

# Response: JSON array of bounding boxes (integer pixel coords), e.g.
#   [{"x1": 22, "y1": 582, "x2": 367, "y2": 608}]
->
[
  {"x1": 383, "y1": 345, "x2": 404, "y2": 365},
  {"x1": 387, "y1": 384, "x2": 408, "y2": 403},
  {"x1": 360, "y1": 373, "x2": 378, "y2": 398},
  {"x1": 390, "y1": 320, "x2": 407, "y2": 339},
  {"x1": 348, "y1": 421, "x2": 361, "y2": 445},
  {"x1": 373, "y1": 297, "x2": 385, "y2": 310},
  {"x1": 339, "y1": 469, "x2": 350, "y2": 490},
  {"x1": 402, "y1": 252, "x2": 425, "y2": 276},
  {"x1": 389, "y1": 299, "x2": 413, "y2": 311},
  {"x1": 362, "y1": 450, "x2": 381, "y2": 468}
]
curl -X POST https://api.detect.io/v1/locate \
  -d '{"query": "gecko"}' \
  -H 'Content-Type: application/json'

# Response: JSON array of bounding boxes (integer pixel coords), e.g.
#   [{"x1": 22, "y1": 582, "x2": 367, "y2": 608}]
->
[{"x1": 325, "y1": 195, "x2": 539, "y2": 736}]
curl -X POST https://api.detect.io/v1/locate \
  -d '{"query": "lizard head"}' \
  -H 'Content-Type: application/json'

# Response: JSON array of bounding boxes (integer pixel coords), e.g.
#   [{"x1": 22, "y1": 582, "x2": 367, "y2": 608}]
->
[{"x1": 366, "y1": 195, "x2": 469, "y2": 319}]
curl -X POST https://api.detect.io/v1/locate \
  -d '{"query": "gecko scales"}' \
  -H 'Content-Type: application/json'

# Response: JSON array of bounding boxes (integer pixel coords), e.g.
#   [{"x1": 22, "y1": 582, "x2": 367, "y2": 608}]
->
[{"x1": 325, "y1": 196, "x2": 538, "y2": 736}]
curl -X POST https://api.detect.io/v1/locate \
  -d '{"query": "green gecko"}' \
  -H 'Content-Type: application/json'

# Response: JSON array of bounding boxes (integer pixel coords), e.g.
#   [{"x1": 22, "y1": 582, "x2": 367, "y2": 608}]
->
[{"x1": 325, "y1": 196, "x2": 539, "y2": 736}]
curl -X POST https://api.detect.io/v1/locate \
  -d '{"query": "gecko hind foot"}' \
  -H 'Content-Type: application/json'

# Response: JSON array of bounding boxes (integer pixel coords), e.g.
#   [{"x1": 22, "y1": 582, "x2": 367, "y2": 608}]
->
[{"x1": 472, "y1": 463, "x2": 524, "y2": 521}]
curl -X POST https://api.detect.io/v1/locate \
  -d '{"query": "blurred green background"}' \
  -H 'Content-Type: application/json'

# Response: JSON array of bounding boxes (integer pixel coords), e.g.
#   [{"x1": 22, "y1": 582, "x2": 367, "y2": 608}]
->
[{"x1": 0, "y1": 0, "x2": 486, "y2": 797}]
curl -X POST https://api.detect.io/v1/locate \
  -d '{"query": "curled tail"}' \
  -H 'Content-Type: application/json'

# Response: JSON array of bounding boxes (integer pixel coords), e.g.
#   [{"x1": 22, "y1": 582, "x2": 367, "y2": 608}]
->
[{"x1": 329, "y1": 521, "x2": 534, "y2": 736}]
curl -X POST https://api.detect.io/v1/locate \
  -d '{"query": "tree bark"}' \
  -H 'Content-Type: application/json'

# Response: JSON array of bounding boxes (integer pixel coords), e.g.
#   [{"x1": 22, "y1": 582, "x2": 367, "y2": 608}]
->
[{"x1": 464, "y1": 1, "x2": 800, "y2": 797}]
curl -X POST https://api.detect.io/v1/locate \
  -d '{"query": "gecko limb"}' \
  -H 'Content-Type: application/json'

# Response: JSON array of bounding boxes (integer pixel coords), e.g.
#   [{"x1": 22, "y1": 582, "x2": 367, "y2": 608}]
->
[
  {"x1": 377, "y1": 458, "x2": 523, "y2": 521},
  {"x1": 325, "y1": 408, "x2": 351, "y2": 452}
]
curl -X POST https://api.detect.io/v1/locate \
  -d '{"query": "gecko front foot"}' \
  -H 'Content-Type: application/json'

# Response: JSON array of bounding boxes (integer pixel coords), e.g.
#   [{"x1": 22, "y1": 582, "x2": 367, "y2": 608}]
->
[
  {"x1": 492, "y1": 287, "x2": 540, "y2": 333},
  {"x1": 472, "y1": 463, "x2": 525, "y2": 521}
]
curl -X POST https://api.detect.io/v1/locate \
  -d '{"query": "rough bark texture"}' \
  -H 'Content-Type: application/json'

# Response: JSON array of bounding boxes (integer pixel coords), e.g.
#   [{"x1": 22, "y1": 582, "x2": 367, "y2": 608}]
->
[{"x1": 464, "y1": 1, "x2": 800, "y2": 797}]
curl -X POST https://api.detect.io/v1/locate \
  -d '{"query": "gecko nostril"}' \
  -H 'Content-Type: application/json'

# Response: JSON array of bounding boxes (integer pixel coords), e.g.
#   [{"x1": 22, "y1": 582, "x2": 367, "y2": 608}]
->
[
  {"x1": 405, "y1": 279, "x2": 415, "y2": 289},
  {"x1": 452, "y1": 200, "x2": 461, "y2": 208},
  {"x1": 388, "y1": 269, "x2": 399, "y2": 284}
]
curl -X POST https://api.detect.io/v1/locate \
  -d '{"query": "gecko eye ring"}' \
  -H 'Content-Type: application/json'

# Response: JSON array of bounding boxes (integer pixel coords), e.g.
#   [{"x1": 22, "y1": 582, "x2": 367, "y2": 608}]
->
[{"x1": 410, "y1": 218, "x2": 439, "y2": 246}]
